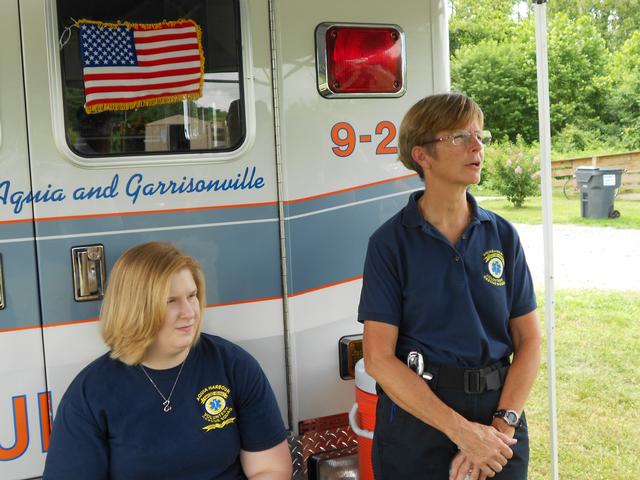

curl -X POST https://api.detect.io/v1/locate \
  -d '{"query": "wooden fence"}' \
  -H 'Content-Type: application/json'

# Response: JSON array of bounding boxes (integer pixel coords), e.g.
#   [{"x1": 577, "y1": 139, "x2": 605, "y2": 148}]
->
[{"x1": 551, "y1": 151, "x2": 640, "y2": 191}]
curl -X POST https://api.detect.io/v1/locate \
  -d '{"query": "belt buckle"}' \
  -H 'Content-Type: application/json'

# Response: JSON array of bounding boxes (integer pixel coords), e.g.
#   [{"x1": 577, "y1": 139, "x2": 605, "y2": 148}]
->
[{"x1": 464, "y1": 369, "x2": 483, "y2": 394}]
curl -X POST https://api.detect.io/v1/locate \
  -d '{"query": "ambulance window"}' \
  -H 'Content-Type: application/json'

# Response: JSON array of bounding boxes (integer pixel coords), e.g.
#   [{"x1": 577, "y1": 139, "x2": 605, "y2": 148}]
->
[{"x1": 57, "y1": 0, "x2": 244, "y2": 157}]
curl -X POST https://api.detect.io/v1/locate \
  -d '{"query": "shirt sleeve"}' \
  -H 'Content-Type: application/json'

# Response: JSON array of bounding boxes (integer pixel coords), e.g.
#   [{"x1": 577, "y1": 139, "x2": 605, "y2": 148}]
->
[
  {"x1": 43, "y1": 384, "x2": 109, "y2": 480},
  {"x1": 232, "y1": 348, "x2": 287, "y2": 452},
  {"x1": 357, "y1": 238, "x2": 403, "y2": 325},
  {"x1": 508, "y1": 230, "x2": 537, "y2": 319}
]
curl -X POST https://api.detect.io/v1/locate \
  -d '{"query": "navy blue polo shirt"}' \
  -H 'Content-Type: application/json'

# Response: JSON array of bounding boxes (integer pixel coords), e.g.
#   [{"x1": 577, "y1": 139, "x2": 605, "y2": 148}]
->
[
  {"x1": 358, "y1": 191, "x2": 536, "y2": 367},
  {"x1": 44, "y1": 334, "x2": 287, "y2": 480}
]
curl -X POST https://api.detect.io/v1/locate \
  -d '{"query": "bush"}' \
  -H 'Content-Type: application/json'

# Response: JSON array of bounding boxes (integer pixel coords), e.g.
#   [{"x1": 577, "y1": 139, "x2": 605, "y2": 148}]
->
[{"x1": 485, "y1": 141, "x2": 540, "y2": 208}]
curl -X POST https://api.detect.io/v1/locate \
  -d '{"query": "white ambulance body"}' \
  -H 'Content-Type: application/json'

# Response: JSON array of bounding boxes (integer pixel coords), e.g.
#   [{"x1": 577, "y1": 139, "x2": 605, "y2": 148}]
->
[{"x1": 0, "y1": 0, "x2": 449, "y2": 478}]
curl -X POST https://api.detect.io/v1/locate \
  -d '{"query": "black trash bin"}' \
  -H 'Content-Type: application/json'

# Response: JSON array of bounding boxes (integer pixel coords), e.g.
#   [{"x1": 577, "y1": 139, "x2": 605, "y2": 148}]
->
[{"x1": 574, "y1": 166, "x2": 624, "y2": 218}]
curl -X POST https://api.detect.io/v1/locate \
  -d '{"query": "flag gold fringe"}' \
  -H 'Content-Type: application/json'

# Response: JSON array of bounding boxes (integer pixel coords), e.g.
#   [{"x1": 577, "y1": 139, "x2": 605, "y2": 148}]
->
[
  {"x1": 77, "y1": 18, "x2": 205, "y2": 115},
  {"x1": 85, "y1": 92, "x2": 202, "y2": 114}
]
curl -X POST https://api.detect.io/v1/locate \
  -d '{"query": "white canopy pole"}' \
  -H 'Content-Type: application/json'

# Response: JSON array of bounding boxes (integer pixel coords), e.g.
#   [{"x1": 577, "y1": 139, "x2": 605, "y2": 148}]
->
[
  {"x1": 431, "y1": 0, "x2": 451, "y2": 93},
  {"x1": 533, "y1": 2, "x2": 559, "y2": 479}
]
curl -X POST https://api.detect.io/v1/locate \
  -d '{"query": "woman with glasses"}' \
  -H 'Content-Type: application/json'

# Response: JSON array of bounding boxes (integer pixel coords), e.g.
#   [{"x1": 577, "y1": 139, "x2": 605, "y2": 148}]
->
[{"x1": 358, "y1": 93, "x2": 540, "y2": 480}]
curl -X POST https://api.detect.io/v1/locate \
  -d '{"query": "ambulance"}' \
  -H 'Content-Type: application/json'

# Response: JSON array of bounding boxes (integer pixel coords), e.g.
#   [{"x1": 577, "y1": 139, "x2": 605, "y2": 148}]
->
[{"x1": 0, "y1": 0, "x2": 450, "y2": 477}]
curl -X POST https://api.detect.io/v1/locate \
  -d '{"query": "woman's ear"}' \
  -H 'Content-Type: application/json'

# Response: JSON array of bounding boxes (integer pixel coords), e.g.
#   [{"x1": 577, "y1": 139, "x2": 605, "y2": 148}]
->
[{"x1": 411, "y1": 145, "x2": 433, "y2": 174}]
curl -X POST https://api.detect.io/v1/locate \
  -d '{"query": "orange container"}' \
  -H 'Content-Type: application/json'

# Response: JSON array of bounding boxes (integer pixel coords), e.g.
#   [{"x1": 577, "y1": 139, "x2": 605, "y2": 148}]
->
[{"x1": 350, "y1": 359, "x2": 377, "y2": 480}]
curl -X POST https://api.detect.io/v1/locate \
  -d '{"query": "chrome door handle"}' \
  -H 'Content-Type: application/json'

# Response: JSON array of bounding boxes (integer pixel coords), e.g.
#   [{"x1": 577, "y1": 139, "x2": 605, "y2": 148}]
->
[{"x1": 71, "y1": 245, "x2": 106, "y2": 301}]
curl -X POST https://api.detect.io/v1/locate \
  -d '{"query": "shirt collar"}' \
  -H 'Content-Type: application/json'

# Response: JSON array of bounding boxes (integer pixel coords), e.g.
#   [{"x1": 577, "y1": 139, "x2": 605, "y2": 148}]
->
[
  {"x1": 402, "y1": 190, "x2": 493, "y2": 228},
  {"x1": 401, "y1": 191, "x2": 425, "y2": 228},
  {"x1": 468, "y1": 191, "x2": 493, "y2": 223}
]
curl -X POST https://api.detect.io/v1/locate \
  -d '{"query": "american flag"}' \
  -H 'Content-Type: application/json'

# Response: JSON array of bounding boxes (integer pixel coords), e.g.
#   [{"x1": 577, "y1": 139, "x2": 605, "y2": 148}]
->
[{"x1": 78, "y1": 19, "x2": 204, "y2": 113}]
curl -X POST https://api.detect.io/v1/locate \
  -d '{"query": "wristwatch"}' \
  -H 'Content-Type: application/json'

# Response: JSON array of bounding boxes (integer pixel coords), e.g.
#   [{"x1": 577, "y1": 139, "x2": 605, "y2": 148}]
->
[{"x1": 493, "y1": 409, "x2": 520, "y2": 427}]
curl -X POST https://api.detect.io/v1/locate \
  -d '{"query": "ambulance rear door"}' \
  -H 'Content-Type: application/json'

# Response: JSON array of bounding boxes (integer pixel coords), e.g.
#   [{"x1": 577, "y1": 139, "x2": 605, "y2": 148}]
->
[
  {"x1": 0, "y1": 1, "x2": 49, "y2": 479},
  {"x1": 20, "y1": 0, "x2": 287, "y2": 471}
]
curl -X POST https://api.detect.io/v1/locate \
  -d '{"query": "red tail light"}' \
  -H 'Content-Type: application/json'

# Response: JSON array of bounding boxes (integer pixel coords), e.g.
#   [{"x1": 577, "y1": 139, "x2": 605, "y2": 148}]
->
[{"x1": 316, "y1": 23, "x2": 406, "y2": 97}]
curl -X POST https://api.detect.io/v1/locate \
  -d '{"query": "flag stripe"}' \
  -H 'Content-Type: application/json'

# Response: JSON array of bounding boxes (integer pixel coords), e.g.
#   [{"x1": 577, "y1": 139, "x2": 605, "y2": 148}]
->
[
  {"x1": 85, "y1": 77, "x2": 200, "y2": 94},
  {"x1": 136, "y1": 42, "x2": 200, "y2": 57},
  {"x1": 86, "y1": 87, "x2": 200, "y2": 104},
  {"x1": 133, "y1": 25, "x2": 196, "y2": 37},
  {"x1": 137, "y1": 49, "x2": 201, "y2": 62},
  {"x1": 83, "y1": 62, "x2": 201, "y2": 75},
  {"x1": 136, "y1": 55, "x2": 202, "y2": 67},
  {"x1": 83, "y1": 67, "x2": 201, "y2": 82},
  {"x1": 133, "y1": 32, "x2": 197, "y2": 44},
  {"x1": 85, "y1": 74, "x2": 201, "y2": 89},
  {"x1": 135, "y1": 38, "x2": 198, "y2": 50}
]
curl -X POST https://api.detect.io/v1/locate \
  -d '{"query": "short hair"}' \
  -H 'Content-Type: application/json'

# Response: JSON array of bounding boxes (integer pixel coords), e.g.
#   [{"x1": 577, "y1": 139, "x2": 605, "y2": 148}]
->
[
  {"x1": 101, "y1": 241, "x2": 206, "y2": 365},
  {"x1": 398, "y1": 92, "x2": 484, "y2": 178}
]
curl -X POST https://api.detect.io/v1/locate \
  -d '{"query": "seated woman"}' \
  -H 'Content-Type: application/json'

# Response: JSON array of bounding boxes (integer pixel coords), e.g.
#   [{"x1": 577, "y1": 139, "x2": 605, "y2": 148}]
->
[{"x1": 44, "y1": 241, "x2": 292, "y2": 480}]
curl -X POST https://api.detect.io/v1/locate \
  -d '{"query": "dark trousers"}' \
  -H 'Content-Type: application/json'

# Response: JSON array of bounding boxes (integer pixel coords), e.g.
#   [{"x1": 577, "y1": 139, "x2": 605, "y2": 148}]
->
[{"x1": 371, "y1": 386, "x2": 529, "y2": 479}]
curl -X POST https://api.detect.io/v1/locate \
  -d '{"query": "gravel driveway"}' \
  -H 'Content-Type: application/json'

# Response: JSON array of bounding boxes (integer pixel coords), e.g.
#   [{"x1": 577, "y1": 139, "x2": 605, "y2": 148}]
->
[{"x1": 515, "y1": 223, "x2": 640, "y2": 291}]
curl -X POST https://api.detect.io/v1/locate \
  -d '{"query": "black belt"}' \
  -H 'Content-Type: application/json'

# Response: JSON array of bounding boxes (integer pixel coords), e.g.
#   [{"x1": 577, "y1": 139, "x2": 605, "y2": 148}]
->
[{"x1": 426, "y1": 359, "x2": 510, "y2": 394}]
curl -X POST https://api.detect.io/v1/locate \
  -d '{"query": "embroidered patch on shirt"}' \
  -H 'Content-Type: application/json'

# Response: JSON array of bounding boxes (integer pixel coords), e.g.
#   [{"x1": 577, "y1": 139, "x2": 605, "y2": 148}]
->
[
  {"x1": 483, "y1": 250, "x2": 506, "y2": 286},
  {"x1": 197, "y1": 384, "x2": 236, "y2": 431}
]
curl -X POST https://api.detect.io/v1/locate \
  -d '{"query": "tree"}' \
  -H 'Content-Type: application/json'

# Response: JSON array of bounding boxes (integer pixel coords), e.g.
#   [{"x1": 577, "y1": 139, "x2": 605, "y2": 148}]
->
[
  {"x1": 448, "y1": 0, "x2": 517, "y2": 53},
  {"x1": 547, "y1": 14, "x2": 610, "y2": 135},
  {"x1": 602, "y1": 31, "x2": 640, "y2": 149},
  {"x1": 547, "y1": 0, "x2": 640, "y2": 51},
  {"x1": 451, "y1": 9, "x2": 610, "y2": 145},
  {"x1": 451, "y1": 35, "x2": 538, "y2": 143}
]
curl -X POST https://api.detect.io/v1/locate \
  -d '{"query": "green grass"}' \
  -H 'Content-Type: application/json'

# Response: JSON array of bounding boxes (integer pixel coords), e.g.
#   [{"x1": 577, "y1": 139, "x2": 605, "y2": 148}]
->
[
  {"x1": 528, "y1": 289, "x2": 640, "y2": 479},
  {"x1": 477, "y1": 193, "x2": 640, "y2": 229}
]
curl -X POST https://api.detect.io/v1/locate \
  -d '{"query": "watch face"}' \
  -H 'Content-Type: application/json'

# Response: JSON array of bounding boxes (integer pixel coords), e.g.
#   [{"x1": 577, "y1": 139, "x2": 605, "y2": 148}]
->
[
  {"x1": 495, "y1": 409, "x2": 520, "y2": 426},
  {"x1": 504, "y1": 410, "x2": 519, "y2": 426}
]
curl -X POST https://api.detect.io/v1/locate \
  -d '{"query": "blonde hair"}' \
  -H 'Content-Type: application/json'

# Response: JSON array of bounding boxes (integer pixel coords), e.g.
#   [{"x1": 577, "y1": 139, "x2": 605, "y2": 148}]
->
[
  {"x1": 398, "y1": 93, "x2": 484, "y2": 178},
  {"x1": 101, "y1": 241, "x2": 206, "y2": 365}
]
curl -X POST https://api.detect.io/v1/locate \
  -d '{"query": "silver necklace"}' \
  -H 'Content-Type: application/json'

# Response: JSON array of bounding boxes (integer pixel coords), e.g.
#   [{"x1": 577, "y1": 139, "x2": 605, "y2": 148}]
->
[{"x1": 140, "y1": 357, "x2": 187, "y2": 412}]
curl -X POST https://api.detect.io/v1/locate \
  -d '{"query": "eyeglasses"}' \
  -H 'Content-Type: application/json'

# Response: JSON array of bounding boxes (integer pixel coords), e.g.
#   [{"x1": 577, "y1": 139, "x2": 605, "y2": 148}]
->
[{"x1": 424, "y1": 129, "x2": 492, "y2": 147}]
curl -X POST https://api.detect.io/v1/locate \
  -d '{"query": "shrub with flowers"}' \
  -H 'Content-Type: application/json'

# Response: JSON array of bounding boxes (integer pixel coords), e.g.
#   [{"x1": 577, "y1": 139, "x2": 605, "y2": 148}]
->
[{"x1": 485, "y1": 140, "x2": 541, "y2": 208}]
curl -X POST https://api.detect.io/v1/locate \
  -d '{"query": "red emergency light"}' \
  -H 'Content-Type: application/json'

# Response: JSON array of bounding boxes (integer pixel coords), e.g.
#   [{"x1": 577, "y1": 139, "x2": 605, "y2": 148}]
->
[{"x1": 316, "y1": 23, "x2": 406, "y2": 97}]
